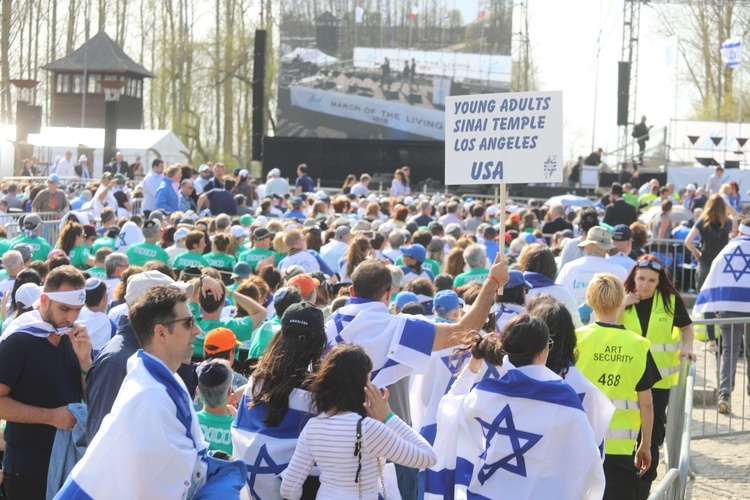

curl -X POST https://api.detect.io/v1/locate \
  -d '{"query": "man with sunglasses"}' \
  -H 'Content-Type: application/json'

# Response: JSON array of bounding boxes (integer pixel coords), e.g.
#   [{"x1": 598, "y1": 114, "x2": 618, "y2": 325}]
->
[
  {"x1": 84, "y1": 270, "x2": 199, "y2": 442},
  {"x1": 59, "y1": 284, "x2": 215, "y2": 499},
  {"x1": 0, "y1": 266, "x2": 91, "y2": 499}
]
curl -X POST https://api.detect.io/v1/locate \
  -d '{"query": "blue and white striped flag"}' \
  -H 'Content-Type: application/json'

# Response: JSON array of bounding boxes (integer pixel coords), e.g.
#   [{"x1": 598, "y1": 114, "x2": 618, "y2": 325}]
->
[
  {"x1": 425, "y1": 360, "x2": 605, "y2": 499},
  {"x1": 721, "y1": 38, "x2": 742, "y2": 68},
  {"x1": 326, "y1": 297, "x2": 435, "y2": 387},
  {"x1": 231, "y1": 387, "x2": 316, "y2": 500},
  {"x1": 694, "y1": 236, "x2": 750, "y2": 314}
]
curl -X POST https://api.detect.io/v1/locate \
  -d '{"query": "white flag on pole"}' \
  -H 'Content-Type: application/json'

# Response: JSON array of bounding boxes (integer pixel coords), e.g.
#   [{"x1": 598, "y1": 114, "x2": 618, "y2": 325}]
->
[
  {"x1": 721, "y1": 38, "x2": 742, "y2": 68},
  {"x1": 355, "y1": 6, "x2": 364, "y2": 24},
  {"x1": 665, "y1": 35, "x2": 679, "y2": 68}
]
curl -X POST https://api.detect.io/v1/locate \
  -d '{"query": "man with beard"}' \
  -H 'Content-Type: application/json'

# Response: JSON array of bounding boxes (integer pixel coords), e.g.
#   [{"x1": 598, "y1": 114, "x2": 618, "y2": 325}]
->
[{"x1": 0, "y1": 266, "x2": 91, "y2": 498}]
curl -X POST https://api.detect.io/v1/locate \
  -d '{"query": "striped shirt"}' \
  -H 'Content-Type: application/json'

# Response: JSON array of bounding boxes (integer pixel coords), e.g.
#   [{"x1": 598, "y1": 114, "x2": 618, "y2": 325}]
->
[{"x1": 281, "y1": 412, "x2": 437, "y2": 499}]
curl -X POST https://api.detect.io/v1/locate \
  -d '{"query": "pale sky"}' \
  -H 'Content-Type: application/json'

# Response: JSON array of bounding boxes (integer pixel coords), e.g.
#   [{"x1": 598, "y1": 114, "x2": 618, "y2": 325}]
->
[{"x1": 524, "y1": 0, "x2": 680, "y2": 164}]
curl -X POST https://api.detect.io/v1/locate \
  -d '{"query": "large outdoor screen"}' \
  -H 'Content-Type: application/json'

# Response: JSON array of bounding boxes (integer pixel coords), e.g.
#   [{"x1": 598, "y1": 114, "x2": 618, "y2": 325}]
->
[{"x1": 276, "y1": 1, "x2": 514, "y2": 142}]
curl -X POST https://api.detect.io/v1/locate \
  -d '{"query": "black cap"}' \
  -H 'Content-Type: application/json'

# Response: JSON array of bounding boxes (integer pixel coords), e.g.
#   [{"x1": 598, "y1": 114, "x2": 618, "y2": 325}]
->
[
  {"x1": 253, "y1": 228, "x2": 275, "y2": 240},
  {"x1": 198, "y1": 360, "x2": 231, "y2": 388},
  {"x1": 281, "y1": 302, "x2": 325, "y2": 338}
]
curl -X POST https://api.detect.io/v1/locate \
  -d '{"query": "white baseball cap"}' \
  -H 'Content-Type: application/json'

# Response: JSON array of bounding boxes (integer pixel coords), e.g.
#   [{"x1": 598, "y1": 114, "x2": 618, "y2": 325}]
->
[
  {"x1": 270, "y1": 168, "x2": 281, "y2": 176},
  {"x1": 686, "y1": 183, "x2": 697, "y2": 191},
  {"x1": 230, "y1": 225, "x2": 246, "y2": 238},
  {"x1": 125, "y1": 270, "x2": 194, "y2": 306},
  {"x1": 199, "y1": 164, "x2": 210, "y2": 172},
  {"x1": 78, "y1": 154, "x2": 87, "y2": 162},
  {"x1": 15, "y1": 283, "x2": 42, "y2": 309},
  {"x1": 404, "y1": 196, "x2": 414, "y2": 205},
  {"x1": 174, "y1": 227, "x2": 190, "y2": 241},
  {"x1": 239, "y1": 169, "x2": 249, "y2": 178}
]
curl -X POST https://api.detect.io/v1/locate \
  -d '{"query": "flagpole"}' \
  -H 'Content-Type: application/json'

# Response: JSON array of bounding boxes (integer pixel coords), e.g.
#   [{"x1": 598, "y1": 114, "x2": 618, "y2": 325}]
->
[{"x1": 498, "y1": 183, "x2": 507, "y2": 295}]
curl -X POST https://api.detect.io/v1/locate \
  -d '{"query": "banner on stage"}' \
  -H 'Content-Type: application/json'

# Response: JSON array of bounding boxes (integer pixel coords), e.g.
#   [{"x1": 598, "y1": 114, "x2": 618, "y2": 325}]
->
[
  {"x1": 444, "y1": 91, "x2": 563, "y2": 185},
  {"x1": 290, "y1": 86, "x2": 445, "y2": 140}
]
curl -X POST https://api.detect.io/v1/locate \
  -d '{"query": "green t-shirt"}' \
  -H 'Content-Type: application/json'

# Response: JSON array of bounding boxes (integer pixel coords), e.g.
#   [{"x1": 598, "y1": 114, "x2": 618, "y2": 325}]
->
[
  {"x1": 0, "y1": 238, "x2": 12, "y2": 256},
  {"x1": 69, "y1": 245, "x2": 91, "y2": 270},
  {"x1": 204, "y1": 252, "x2": 237, "y2": 271},
  {"x1": 88, "y1": 266, "x2": 107, "y2": 279},
  {"x1": 13, "y1": 235, "x2": 52, "y2": 262},
  {"x1": 394, "y1": 256, "x2": 441, "y2": 277},
  {"x1": 238, "y1": 248, "x2": 278, "y2": 271},
  {"x1": 193, "y1": 316, "x2": 255, "y2": 356},
  {"x1": 92, "y1": 236, "x2": 116, "y2": 255},
  {"x1": 453, "y1": 267, "x2": 489, "y2": 287},
  {"x1": 197, "y1": 411, "x2": 234, "y2": 454},
  {"x1": 173, "y1": 251, "x2": 209, "y2": 270},
  {"x1": 127, "y1": 241, "x2": 170, "y2": 267},
  {"x1": 246, "y1": 317, "x2": 280, "y2": 359}
]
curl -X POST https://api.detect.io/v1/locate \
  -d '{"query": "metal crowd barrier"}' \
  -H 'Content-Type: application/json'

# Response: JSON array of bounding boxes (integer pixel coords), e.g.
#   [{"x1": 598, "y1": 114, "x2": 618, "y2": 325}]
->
[
  {"x1": 645, "y1": 238, "x2": 696, "y2": 295},
  {"x1": 690, "y1": 317, "x2": 749, "y2": 440},
  {"x1": 648, "y1": 359, "x2": 695, "y2": 500}
]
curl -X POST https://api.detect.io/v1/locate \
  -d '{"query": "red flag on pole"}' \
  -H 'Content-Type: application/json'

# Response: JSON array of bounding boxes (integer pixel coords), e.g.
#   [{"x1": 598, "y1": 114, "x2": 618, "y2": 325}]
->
[{"x1": 411, "y1": 6, "x2": 419, "y2": 20}]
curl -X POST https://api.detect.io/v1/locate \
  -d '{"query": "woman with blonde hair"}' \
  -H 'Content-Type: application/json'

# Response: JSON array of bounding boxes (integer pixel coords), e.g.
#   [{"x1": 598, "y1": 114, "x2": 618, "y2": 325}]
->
[
  {"x1": 364, "y1": 202, "x2": 381, "y2": 221},
  {"x1": 340, "y1": 236, "x2": 374, "y2": 283}
]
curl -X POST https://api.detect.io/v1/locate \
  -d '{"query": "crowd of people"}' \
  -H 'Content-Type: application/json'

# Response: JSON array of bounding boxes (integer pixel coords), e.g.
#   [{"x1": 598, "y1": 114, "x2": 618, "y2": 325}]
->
[{"x1": 0, "y1": 156, "x2": 744, "y2": 500}]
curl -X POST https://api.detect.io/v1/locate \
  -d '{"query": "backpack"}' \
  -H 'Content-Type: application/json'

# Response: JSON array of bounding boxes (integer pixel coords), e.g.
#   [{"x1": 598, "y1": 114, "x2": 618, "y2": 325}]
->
[{"x1": 700, "y1": 221, "x2": 729, "y2": 264}]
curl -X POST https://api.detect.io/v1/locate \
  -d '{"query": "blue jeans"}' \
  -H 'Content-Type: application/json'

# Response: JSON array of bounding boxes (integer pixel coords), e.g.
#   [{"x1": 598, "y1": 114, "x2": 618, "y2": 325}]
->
[{"x1": 395, "y1": 464, "x2": 418, "y2": 500}]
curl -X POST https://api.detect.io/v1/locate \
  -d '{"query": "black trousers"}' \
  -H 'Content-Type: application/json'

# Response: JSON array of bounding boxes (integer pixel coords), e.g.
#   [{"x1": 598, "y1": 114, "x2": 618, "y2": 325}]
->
[
  {"x1": 4, "y1": 473, "x2": 46, "y2": 500},
  {"x1": 603, "y1": 454, "x2": 639, "y2": 500},
  {"x1": 636, "y1": 387, "x2": 670, "y2": 499}
]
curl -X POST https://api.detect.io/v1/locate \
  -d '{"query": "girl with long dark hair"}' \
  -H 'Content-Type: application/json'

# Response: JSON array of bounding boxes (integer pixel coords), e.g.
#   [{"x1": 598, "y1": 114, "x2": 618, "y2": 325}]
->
[
  {"x1": 232, "y1": 302, "x2": 328, "y2": 500},
  {"x1": 620, "y1": 254, "x2": 695, "y2": 497},
  {"x1": 281, "y1": 343, "x2": 436, "y2": 499}
]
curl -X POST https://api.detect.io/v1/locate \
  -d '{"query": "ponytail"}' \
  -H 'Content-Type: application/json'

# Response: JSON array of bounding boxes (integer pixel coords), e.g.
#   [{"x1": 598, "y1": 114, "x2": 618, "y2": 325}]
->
[{"x1": 451, "y1": 331, "x2": 505, "y2": 374}]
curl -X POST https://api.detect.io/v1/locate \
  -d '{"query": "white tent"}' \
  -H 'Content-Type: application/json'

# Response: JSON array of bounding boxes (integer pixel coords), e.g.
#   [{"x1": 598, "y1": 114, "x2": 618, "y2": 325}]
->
[
  {"x1": 280, "y1": 47, "x2": 339, "y2": 67},
  {"x1": 22, "y1": 127, "x2": 190, "y2": 178}
]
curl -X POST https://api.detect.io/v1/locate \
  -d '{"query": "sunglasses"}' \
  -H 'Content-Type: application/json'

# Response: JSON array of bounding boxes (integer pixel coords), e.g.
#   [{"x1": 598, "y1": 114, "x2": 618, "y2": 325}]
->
[
  {"x1": 636, "y1": 260, "x2": 662, "y2": 271},
  {"x1": 547, "y1": 337, "x2": 555, "y2": 352},
  {"x1": 162, "y1": 315, "x2": 195, "y2": 330}
]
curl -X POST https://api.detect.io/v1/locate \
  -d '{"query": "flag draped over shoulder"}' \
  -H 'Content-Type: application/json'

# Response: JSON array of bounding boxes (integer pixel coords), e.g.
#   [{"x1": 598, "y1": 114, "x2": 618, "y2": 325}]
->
[
  {"x1": 562, "y1": 365, "x2": 615, "y2": 452},
  {"x1": 425, "y1": 359, "x2": 605, "y2": 500},
  {"x1": 0, "y1": 310, "x2": 57, "y2": 342},
  {"x1": 231, "y1": 387, "x2": 316, "y2": 500},
  {"x1": 694, "y1": 237, "x2": 750, "y2": 314},
  {"x1": 410, "y1": 346, "x2": 500, "y2": 446},
  {"x1": 325, "y1": 297, "x2": 435, "y2": 387}
]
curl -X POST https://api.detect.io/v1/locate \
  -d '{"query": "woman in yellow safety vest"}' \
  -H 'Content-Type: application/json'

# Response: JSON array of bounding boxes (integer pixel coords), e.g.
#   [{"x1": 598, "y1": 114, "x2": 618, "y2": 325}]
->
[
  {"x1": 576, "y1": 273, "x2": 661, "y2": 500},
  {"x1": 620, "y1": 255, "x2": 696, "y2": 499}
]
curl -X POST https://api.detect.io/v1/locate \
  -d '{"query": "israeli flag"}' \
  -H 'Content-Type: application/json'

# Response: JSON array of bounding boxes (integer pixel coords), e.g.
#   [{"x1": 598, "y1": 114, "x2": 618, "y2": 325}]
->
[
  {"x1": 562, "y1": 365, "x2": 615, "y2": 454},
  {"x1": 425, "y1": 359, "x2": 605, "y2": 499},
  {"x1": 694, "y1": 237, "x2": 750, "y2": 314},
  {"x1": 326, "y1": 297, "x2": 435, "y2": 387},
  {"x1": 410, "y1": 347, "x2": 500, "y2": 446},
  {"x1": 721, "y1": 38, "x2": 742, "y2": 68},
  {"x1": 231, "y1": 387, "x2": 316, "y2": 500}
]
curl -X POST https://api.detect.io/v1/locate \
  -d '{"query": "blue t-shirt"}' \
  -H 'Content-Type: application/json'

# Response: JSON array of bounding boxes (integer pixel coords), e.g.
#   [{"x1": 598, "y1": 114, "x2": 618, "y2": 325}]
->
[
  {"x1": 295, "y1": 175, "x2": 315, "y2": 193},
  {"x1": 207, "y1": 190, "x2": 237, "y2": 215},
  {"x1": 283, "y1": 209, "x2": 306, "y2": 220}
]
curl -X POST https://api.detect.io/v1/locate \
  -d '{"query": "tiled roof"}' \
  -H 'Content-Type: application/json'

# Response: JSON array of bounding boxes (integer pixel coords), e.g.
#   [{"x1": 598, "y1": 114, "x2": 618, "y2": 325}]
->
[{"x1": 42, "y1": 31, "x2": 154, "y2": 78}]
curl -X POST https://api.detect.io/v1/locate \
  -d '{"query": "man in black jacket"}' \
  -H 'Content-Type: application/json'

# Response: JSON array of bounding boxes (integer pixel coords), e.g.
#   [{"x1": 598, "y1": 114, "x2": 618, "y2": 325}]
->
[
  {"x1": 603, "y1": 182, "x2": 638, "y2": 227},
  {"x1": 632, "y1": 115, "x2": 653, "y2": 166},
  {"x1": 104, "y1": 151, "x2": 131, "y2": 179},
  {"x1": 542, "y1": 204, "x2": 573, "y2": 236}
]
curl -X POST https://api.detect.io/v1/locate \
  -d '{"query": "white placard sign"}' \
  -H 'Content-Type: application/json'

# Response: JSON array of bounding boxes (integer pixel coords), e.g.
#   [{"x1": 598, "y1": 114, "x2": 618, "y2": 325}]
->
[{"x1": 444, "y1": 91, "x2": 563, "y2": 185}]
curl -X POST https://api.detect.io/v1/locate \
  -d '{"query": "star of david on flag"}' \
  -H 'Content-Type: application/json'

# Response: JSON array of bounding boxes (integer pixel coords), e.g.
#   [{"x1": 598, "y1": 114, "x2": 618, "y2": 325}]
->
[
  {"x1": 475, "y1": 404, "x2": 542, "y2": 481},
  {"x1": 248, "y1": 444, "x2": 286, "y2": 500},
  {"x1": 721, "y1": 38, "x2": 742, "y2": 68},
  {"x1": 722, "y1": 245, "x2": 750, "y2": 282}
]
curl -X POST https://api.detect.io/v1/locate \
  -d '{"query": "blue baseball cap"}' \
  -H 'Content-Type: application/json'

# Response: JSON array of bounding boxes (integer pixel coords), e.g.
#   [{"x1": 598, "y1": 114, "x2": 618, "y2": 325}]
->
[
  {"x1": 231, "y1": 261, "x2": 252, "y2": 279},
  {"x1": 611, "y1": 224, "x2": 633, "y2": 242},
  {"x1": 48, "y1": 174, "x2": 61, "y2": 183},
  {"x1": 400, "y1": 244, "x2": 426, "y2": 263},
  {"x1": 434, "y1": 290, "x2": 463, "y2": 314},
  {"x1": 291, "y1": 197, "x2": 303, "y2": 207},
  {"x1": 394, "y1": 291, "x2": 419, "y2": 309},
  {"x1": 506, "y1": 270, "x2": 532, "y2": 289}
]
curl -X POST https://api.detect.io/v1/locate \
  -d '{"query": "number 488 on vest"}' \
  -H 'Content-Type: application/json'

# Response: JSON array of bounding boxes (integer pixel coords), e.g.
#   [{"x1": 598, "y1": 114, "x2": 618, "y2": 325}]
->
[{"x1": 598, "y1": 373, "x2": 621, "y2": 386}]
